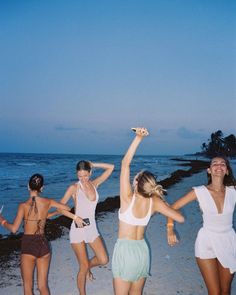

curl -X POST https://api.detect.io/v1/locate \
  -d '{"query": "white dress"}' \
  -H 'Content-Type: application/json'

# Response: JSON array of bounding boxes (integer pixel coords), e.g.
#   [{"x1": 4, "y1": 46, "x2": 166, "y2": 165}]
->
[
  {"x1": 194, "y1": 185, "x2": 236, "y2": 274},
  {"x1": 69, "y1": 182, "x2": 99, "y2": 243}
]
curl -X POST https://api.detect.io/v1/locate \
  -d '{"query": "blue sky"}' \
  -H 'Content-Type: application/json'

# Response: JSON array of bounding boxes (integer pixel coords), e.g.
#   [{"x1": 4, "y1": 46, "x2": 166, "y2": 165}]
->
[{"x1": 0, "y1": 0, "x2": 235, "y2": 155}]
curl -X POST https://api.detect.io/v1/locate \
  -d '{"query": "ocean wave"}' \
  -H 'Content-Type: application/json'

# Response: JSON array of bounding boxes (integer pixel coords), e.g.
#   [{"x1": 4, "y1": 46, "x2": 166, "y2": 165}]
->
[{"x1": 15, "y1": 162, "x2": 37, "y2": 167}]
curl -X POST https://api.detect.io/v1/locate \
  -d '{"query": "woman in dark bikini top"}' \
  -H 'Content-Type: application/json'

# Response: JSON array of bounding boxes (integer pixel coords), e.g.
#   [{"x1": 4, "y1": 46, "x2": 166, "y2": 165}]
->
[{"x1": 0, "y1": 173, "x2": 70, "y2": 295}]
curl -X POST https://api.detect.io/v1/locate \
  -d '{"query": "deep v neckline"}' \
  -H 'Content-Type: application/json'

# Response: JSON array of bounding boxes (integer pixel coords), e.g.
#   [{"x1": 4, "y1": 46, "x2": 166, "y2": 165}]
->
[
  {"x1": 204, "y1": 185, "x2": 227, "y2": 214},
  {"x1": 79, "y1": 182, "x2": 97, "y2": 202}
]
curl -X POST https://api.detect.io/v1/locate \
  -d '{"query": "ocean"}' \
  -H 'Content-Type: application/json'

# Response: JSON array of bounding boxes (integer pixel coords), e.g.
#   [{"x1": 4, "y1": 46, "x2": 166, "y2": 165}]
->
[{"x1": 0, "y1": 153, "x2": 235, "y2": 236}]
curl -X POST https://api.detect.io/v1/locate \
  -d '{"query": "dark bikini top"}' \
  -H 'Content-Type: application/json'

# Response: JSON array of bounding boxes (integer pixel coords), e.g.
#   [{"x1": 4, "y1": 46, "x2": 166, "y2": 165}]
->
[{"x1": 24, "y1": 196, "x2": 46, "y2": 235}]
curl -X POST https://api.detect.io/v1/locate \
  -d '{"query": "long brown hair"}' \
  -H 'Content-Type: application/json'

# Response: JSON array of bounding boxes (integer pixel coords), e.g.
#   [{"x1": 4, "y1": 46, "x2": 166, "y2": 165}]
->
[{"x1": 207, "y1": 157, "x2": 236, "y2": 187}]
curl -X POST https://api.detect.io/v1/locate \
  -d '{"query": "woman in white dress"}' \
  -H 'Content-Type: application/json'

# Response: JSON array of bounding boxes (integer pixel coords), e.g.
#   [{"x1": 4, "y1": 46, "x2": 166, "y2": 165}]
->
[
  {"x1": 167, "y1": 156, "x2": 236, "y2": 295},
  {"x1": 51, "y1": 160, "x2": 114, "y2": 295}
]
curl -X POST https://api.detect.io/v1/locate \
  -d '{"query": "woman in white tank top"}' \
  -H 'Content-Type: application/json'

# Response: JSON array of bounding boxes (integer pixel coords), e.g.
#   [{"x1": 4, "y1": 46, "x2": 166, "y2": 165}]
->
[
  {"x1": 58, "y1": 160, "x2": 114, "y2": 295},
  {"x1": 167, "y1": 157, "x2": 236, "y2": 295},
  {"x1": 112, "y1": 127, "x2": 185, "y2": 295}
]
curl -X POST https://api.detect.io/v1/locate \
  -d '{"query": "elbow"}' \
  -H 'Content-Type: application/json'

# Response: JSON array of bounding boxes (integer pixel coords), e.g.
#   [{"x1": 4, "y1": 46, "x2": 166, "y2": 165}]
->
[
  {"x1": 179, "y1": 215, "x2": 185, "y2": 223},
  {"x1": 121, "y1": 158, "x2": 129, "y2": 167},
  {"x1": 11, "y1": 227, "x2": 18, "y2": 234}
]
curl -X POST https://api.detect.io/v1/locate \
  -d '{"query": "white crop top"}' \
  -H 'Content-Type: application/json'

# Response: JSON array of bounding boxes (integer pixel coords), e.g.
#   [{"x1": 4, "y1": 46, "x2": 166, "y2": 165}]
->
[{"x1": 118, "y1": 195, "x2": 152, "y2": 226}]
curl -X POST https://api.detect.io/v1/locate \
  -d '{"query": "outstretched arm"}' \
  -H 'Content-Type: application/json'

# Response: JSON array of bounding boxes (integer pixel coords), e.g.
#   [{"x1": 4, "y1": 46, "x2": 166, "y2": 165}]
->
[
  {"x1": 153, "y1": 198, "x2": 184, "y2": 223},
  {"x1": 91, "y1": 162, "x2": 115, "y2": 187},
  {"x1": 120, "y1": 127, "x2": 149, "y2": 203},
  {"x1": 166, "y1": 190, "x2": 197, "y2": 246},
  {"x1": 49, "y1": 199, "x2": 70, "y2": 213},
  {"x1": 49, "y1": 184, "x2": 87, "y2": 227},
  {"x1": 0, "y1": 204, "x2": 24, "y2": 233}
]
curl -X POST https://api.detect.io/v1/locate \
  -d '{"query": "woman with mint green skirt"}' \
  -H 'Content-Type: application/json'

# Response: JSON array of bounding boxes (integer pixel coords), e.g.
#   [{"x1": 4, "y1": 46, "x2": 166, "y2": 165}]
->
[{"x1": 112, "y1": 127, "x2": 185, "y2": 295}]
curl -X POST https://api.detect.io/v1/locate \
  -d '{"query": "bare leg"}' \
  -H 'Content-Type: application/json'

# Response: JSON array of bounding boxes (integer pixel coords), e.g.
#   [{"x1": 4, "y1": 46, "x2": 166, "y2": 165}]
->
[
  {"x1": 21, "y1": 254, "x2": 36, "y2": 295},
  {"x1": 113, "y1": 277, "x2": 131, "y2": 295},
  {"x1": 88, "y1": 236, "x2": 108, "y2": 279},
  {"x1": 71, "y1": 242, "x2": 89, "y2": 295},
  {"x1": 217, "y1": 259, "x2": 234, "y2": 295},
  {"x1": 196, "y1": 257, "x2": 221, "y2": 295},
  {"x1": 130, "y1": 278, "x2": 146, "y2": 295},
  {"x1": 36, "y1": 253, "x2": 51, "y2": 295}
]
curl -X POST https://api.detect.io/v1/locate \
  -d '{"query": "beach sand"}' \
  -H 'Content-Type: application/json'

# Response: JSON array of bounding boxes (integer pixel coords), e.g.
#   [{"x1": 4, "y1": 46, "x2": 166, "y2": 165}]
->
[{"x1": 0, "y1": 171, "x2": 236, "y2": 295}]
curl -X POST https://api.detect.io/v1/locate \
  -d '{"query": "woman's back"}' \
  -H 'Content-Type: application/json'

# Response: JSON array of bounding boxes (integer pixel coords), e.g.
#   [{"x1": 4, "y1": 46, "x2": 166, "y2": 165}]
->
[
  {"x1": 118, "y1": 194, "x2": 152, "y2": 240},
  {"x1": 23, "y1": 196, "x2": 51, "y2": 235}
]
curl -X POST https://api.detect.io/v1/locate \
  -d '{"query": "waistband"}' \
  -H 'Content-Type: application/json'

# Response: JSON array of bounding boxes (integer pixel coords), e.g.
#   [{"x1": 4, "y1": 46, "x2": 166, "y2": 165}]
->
[
  {"x1": 117, "y1": 238, "x2": 145, "y2": 244},
  {"x1": 202, "y1": 225, "x2": 233, "y2": 233}
]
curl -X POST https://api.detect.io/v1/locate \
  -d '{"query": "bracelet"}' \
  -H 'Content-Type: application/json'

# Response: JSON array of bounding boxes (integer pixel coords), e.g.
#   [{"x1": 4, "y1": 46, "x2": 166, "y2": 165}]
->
[
  {"x1": 167, "y1": 223, "x2": 174, "y2": 227},
  {"x1": 1, "y1": 220, "x2": 7, "y2": 226}
]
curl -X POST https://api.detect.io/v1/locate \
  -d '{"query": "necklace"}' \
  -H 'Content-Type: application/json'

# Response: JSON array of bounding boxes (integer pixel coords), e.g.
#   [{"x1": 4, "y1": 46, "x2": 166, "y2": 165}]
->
[{"x1": 208, "y1": 185, "x2": 225, "y2": 193}]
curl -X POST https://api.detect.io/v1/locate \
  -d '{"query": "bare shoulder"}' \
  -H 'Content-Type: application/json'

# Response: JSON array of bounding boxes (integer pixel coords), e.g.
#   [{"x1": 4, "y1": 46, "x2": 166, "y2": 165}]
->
[
  {"x1": 16, "y1": 202, "x2": 28, "y2": 217},
  {"x1": 64, "y1": 182, "x2": 78, "y2": 195},
  {"x1": 70, "y1": 182, "x2": 78, "y2": 191},
  {"x1": 120, "y1": 192, "x2": 133, "y2": 208},
  {"x1": 18, "y1": 202, "x2": 27, "y2": 210},
  {"x1": 152, "y1": 196, "x2": 166, "y2": 208},
  {"x1": 39, "y1": 196, "x2": 51, "y2": 203}
]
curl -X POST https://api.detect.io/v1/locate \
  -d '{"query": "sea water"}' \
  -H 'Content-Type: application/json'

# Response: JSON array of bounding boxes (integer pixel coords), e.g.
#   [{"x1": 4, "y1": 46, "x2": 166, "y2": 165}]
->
[{"x1": 0, "y1": 153, "x2": 235, "y2": 236}]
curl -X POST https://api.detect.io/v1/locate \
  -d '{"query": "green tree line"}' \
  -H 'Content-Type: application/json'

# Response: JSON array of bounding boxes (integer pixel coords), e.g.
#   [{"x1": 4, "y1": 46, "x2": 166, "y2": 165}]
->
[{"x1": 200, "y1": 130, "x2": 236, "y2": 157}]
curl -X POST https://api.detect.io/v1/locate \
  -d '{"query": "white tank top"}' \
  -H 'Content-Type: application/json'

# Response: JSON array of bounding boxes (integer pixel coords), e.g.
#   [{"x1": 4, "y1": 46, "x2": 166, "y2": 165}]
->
[
  {"x1": 75, "y1": 181, "x2": 99, "y2": 219},
  {"x1": 118, "y1": 195, "x2": 152, "y2": 226},
  {"x1": 193, "y1": 185, "x2": 236, "y2": 233}
]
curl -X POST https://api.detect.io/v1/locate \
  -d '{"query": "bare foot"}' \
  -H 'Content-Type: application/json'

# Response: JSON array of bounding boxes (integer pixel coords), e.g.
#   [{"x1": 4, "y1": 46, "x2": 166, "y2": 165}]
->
[{"x1": 86, "y1": 270, "x2": 95, "y2": 282}]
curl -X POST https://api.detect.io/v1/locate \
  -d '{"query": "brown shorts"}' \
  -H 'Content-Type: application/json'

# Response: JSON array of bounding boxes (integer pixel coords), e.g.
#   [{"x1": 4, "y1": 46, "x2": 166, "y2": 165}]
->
[{"x1": 21, "y1": 234, "x2": 51, "y2": 258}]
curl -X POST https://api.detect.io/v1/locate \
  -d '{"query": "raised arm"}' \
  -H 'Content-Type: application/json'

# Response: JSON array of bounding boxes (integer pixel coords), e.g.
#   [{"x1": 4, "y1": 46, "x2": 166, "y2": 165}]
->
[
  {"x1": 91, "y1": 162, "x2": 114, "y2": 187},
  {"x1": 0, "y1": 203, "x2": 24, "y2": 233},
  {"x1": 120, "y1": 127, "x2": 149, "y2": 203},
  {"x1": 166, "y1": 190, "x2": 197, "y2": 246}
]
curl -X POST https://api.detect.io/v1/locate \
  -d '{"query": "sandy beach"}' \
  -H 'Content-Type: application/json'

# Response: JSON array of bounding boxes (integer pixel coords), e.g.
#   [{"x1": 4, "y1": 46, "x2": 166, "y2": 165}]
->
[{"x1": 0, "y1": 169, "x2": 236, "y2": 295}]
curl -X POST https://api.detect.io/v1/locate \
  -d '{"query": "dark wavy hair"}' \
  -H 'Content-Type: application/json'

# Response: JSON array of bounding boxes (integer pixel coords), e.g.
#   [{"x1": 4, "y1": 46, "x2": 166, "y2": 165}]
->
[
  {"x1": 207, "y1": 156, "x2": 236, "y2": 187},
  {"x1": 76, "y1": 160, "x2": 92, "y2": 172},
  {"x1": 28, "y1": 174, "x2": 44, "y2": 192}
]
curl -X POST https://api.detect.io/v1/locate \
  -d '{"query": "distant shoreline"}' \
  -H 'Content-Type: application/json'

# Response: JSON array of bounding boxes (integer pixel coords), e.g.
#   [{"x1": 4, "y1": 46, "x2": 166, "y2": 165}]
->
[{"x1": 0, "y1": 158, "x2": 210, "y2": 261}]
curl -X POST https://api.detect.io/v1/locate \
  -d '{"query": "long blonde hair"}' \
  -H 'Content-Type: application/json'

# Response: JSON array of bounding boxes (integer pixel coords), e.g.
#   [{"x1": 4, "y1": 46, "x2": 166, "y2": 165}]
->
[{"x1": 135, "y1": 170, "x2": 165, "y2": 200}]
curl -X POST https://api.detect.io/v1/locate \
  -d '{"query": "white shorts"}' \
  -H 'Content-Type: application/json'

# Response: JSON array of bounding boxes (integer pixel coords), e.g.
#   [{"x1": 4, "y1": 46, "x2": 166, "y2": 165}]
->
[
  {"x1": 69, "y1": 220, "x2": 99, "y2": 244},
  {"x1": 195, "y1": 228, "x2": 216, "y2": 259}
]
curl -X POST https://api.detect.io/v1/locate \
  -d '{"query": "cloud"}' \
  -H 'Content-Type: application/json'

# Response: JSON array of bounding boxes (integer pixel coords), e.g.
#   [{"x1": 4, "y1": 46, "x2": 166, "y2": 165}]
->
[
  {"x1": 176, "y1": 127, "x2": 204, "y2": 139},
  {"x1": 159, "y1": 128, "x2": 174, "y2": 134}
]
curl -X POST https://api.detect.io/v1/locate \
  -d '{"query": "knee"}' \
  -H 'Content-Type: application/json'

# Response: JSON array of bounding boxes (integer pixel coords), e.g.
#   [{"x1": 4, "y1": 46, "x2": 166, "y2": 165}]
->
[
  {"x1": 79, "y1": 261, "x2": 89, "y2": 273},
  {"x1": 99, "y1": 254, "x2": 109, "y2": 266}
]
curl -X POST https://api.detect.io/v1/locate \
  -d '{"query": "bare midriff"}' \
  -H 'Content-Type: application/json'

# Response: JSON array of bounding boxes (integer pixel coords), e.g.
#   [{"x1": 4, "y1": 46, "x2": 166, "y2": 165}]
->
[{"x1": 118, "y1": 220, "x2": 146, "y2": 240}]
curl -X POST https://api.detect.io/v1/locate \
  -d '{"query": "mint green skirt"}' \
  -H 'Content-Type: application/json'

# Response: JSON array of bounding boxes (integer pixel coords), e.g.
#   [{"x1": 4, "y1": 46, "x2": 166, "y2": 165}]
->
[{"x1": 112, "y1": 238, "x2": 150, "y2": 282}]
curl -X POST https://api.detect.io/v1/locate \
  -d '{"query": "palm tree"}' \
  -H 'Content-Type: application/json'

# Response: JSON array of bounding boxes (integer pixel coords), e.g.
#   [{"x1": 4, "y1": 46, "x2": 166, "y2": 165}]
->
[
  {"x1": 224, "y1": 134, "x2": 236, "y2": 157},
  {"x1": 199, "y1": 131, "x2": 236, "y2": 157}
]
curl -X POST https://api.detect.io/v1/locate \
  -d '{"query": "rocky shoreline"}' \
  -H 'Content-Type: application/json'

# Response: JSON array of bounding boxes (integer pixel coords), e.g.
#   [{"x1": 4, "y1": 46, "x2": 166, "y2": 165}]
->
[{"x1": 0, "y1": 158, "x2": 209, "y2": 262}]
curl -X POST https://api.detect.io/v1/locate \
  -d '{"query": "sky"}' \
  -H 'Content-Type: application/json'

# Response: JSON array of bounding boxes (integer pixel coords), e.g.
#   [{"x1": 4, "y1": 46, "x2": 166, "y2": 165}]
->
[{"x1": 0, "y1": 0, "x2": 235, "y2": 155}]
